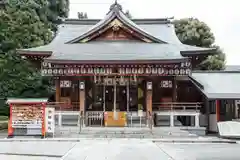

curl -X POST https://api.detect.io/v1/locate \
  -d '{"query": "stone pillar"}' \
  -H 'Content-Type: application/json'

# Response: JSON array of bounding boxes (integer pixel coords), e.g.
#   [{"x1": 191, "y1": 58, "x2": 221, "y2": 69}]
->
[
  {"x1": 170, "y1": 113, "x2": 174, "y2": 127},
  {"x1": 195, "y1": 114, "x2": 200, "y2": 127},
  {"x1": 58, "y1": 113, "x2": 62, "y2": 127},
  {"x1": 79, "y1": 81, "x2": 85, "y2": 126}
]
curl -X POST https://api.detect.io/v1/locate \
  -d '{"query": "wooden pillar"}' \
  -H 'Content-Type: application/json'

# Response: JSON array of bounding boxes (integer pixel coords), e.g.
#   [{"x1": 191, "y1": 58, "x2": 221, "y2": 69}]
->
[
  {"x1": 172, "y1": 77, "x2": 177, "y2": 102},
  {"x1": 216, "y1": 100, "x2": 220, "y2": 122},
  {"x1": 195, "y1": 113, "x2": 200, "y2": 127},
  {"x1": 55, "y1": 78, "x2": 60, "y2": 102},
  {"x1": 8, "y1": 103, "x2": 14, "y2": 137},
  {"x1": 146, "y1": 81, "x2": 153, "y2": 118}
]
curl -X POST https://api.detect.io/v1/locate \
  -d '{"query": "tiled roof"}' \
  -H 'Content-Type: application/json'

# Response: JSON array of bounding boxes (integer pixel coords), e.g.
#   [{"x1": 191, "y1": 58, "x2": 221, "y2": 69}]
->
[
  {"x1": 191, "y1": 71, "x2": 240, "y2": 99},
  {"x1": 225, "y1": 65, "x2": 240, "y2": 71},
  {"x1": 42, "y1": 41, "x2": 187, "y2": 62},
  {"x1": 18, "y1": 2, "x2": 216, "y2": 61}
]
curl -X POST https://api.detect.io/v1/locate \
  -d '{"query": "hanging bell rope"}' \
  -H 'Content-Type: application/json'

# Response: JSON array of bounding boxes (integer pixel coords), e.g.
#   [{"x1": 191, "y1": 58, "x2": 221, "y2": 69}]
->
[{"x1": 94, "y1": 75, "x2": 96, "y2": 83}]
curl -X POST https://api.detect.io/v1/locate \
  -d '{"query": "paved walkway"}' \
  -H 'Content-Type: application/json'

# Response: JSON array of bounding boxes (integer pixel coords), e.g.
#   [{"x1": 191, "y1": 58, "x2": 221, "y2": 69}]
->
[
  {"x1": 0, "y1": 127, "x2": 239, "y2": 159},
  {"x1": 0, "y1": 139, "x2": 239, "y2": 160}
]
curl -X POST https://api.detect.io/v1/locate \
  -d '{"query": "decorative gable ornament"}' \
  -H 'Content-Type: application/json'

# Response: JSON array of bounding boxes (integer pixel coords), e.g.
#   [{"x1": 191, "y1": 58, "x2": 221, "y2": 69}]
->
[{"x1": 66, "y1": 2, "x2": 167, "y2": 44}]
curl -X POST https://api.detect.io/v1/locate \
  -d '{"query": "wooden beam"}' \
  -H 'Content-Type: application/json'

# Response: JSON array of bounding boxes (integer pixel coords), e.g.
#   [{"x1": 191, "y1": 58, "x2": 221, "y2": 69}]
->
[
  {"x1": 55, "y1": 79, "x2": 60, "y2": 102},
  {"x1": 172, "y1": 77, "x2": 177, "y2": 102},
  {"x1": 146, "y1": 81, "x2": 153, "y2": 120}
]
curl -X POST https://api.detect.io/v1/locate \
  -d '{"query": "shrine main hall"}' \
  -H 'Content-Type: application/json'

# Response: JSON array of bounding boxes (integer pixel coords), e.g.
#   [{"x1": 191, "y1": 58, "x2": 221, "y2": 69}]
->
[{"x1": 18, "y1": 2, "x2": 240, "y2": 133}]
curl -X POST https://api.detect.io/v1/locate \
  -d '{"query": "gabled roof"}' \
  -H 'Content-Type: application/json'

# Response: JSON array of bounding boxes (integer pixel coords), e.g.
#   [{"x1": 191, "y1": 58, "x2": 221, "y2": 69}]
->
[
  {"x1": 66, "y1": 3, "x2": 166, "y2": 44},
  {"x1": 190, "y1": 71, "x2": 240, "y2": 100},
  {"x1": 18, "y1": 2, "x2": 216, "y2": 62}
]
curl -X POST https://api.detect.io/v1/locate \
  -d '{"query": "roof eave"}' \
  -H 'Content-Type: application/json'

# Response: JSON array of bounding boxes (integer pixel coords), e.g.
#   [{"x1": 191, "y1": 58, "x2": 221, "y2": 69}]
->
[
  {"x1": 6, "y1": 98, "x2": 48, "y2": 104},
  {"x1": 44, "y1": 58, "x2": 189, "y2": 64},
  {"x1": 181, "y1": 48, "x2": 217, "y2": 56},
  {"x1": 17, "y1": 49, "x2": 52, "y2": 57}
]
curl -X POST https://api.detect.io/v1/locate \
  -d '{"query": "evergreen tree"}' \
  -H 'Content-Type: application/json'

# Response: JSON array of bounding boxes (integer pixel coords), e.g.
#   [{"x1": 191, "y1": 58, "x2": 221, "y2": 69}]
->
[
  {"x1": 174, "y1": 18, "x2": 225, "y2": 70},
  {"x1": 0, "y1": 0, "x2": 69, "y2": 114}
]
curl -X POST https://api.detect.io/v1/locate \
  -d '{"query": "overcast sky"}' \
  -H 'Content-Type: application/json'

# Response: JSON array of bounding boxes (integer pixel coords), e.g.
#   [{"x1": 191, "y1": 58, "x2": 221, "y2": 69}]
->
[{"x1": 69, "y1": 0, "x2": 240, "y2": 65}]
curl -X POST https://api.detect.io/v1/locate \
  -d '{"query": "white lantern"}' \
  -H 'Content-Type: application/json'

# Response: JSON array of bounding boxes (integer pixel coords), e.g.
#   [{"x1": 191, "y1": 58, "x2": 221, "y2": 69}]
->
[{"x1": 147, "y1": 82, "x2": 152, "y2": 90}]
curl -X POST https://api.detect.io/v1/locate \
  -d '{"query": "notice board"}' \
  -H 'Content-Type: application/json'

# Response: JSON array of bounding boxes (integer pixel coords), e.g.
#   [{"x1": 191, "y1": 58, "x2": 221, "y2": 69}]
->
[{"x1": 7, "y1": 98, "x2": 47, "y2": 138}]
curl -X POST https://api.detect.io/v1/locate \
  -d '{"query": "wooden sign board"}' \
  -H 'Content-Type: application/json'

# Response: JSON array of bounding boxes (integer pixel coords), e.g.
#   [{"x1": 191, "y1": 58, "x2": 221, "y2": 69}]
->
[
  {"x1": 7, "y1": 98, "x2": 47, "y2": 138},
  {"x1": 45, "y1": 107, "x2": 55, "y2": 135}
]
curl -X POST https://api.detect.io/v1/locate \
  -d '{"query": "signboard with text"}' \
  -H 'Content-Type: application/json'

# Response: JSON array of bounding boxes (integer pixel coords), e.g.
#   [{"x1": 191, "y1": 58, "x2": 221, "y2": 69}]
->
[
  {"x1": 45, "y1": 107, "x2": 55, "y2": 135},
  {"x1": 11, "y1": 104, "x2": 44, "y2": 129},
  {"x1": 7, "y1": 99, "x2": 47, "y2": 137}
]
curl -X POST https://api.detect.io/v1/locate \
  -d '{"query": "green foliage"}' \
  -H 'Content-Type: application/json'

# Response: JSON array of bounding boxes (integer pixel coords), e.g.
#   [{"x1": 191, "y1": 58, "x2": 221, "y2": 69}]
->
[
  {"x1": 0, "y1": 116, "x2": 8, "y2": 121},
  {"x1": 174, "y1": 18, "x2": 226, "y2": 70},
  {"x1": 0, "y1": 105, "x2": 9, "y2": 117},
  {"x1": 0, "y1": 2, "x2": 52, "y2": 53},
  {"x1": 174, "y1": 18, "x2": 215, "y2": 47},
  {"x1": 47, "y1": 0, "x2": 69, "y2": 30},
  {"x1": 0, "y1": 121, "x2": 8, "y2": 130},
  {"x1": 0, "y1": 0, "x2": 68, "y2": 115},
  {"x1": 0, "y1": 52, "x2": 53, "y2": 111},
  {"x1": 197, "y1": 45, "x2": 226, "y2": 70}
]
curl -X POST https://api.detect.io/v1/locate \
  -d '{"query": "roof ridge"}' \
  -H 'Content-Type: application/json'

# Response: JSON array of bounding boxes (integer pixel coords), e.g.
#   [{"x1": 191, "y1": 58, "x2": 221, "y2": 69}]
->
[
  {"x1": 62, "y1": 18, "x2": 171, "y2": 25},
  {"x1": 65, "y1": 5, "x2": 167, "y2": 44}
]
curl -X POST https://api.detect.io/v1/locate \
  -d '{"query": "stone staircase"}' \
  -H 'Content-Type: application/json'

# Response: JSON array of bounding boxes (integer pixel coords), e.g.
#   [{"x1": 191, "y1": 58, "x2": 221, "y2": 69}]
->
[{"x1": 53, "y1": 127, "x2": 199, "y2": 139}]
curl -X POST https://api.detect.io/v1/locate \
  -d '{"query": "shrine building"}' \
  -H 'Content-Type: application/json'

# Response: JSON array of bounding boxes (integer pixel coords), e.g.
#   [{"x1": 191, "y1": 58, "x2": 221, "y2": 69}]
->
[{"x1": 17, "y1": 2, "x2": 240, "y2": 133}]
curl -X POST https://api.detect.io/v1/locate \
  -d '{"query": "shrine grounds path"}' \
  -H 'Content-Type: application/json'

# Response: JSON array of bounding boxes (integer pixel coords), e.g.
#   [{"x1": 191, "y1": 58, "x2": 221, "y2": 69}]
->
[
  {"x1": 0, "y1": 127, "x2": 239, "y2": 159},
  {"x1": 0, "y1": 138, "x2": 240, "y2": 160}
]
